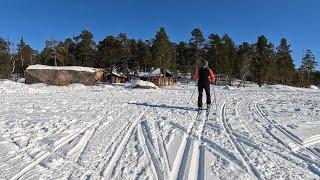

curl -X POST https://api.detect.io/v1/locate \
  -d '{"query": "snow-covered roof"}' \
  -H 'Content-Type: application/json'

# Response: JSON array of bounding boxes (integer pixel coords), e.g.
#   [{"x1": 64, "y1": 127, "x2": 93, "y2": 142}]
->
[
  {"x1": 139, "y1": 68, "x2": 173, "y2": 77},
  {"x1": 27, "y1": 65, "x2": 96, "y2": 73},
  {"x1": 107, "y1": 71, "x2": 127, "y2": 78},
  {"x1": 94, "y1": 68, "x2": 106, "y2": 72}
]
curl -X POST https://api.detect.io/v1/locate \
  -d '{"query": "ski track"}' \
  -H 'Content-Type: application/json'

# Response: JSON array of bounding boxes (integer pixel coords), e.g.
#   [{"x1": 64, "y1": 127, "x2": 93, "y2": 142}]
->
[
  {"x1": 228, "y1": 90, "x2": 319, "y2": 178},
  {"x1": 9, "y1": 100, "x2": 119, "y2": 180},
  {"x1": 1, "y1": 82, "x2": 320, "y2": 179},
  {"x1": 137, "y1": 121, "x2": 165, "y2": 180},
  {"x1": 220, "y1": 101, "x2": 264, "y2": 180},
  {"x1": 101, "y1": 109, "x2": 147, "y2": 179},
  {"x1": 69, "y1": 104, "x2": 137, "y2": 178},
  {"x1": 228, "y1": 98, "x2": 288, "y2": 179},
  {"x1": 255, "y1": 101, "x2": 320, "y2": 167},
  {"x1": 155, "y1": 120, "x2": 171, "y2": 174},
  {"x1": 185, "y1": 111, "x2": 204, "y2": 180},
  {"x1": 168, "y1": 110, "x2": 200, "y2": 180},
  {"x1": 190, "y1": 108, "x2": 212, "y2": 180}
]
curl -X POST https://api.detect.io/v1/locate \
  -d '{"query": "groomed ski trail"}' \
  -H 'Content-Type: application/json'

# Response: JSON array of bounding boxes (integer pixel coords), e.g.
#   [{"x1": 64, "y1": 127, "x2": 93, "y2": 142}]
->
[
  {"x1": 221, "y1": 101, "x2": 264, "y2": 180},
  {"x1": 101, "y1": 110, "x2": 147, "y2": 179},
  {"x1": 255, "y1": 102, "x2": 320, "y2": 167},
  {"x1": 9, "y1": 101, "x2": 119, "y2": 180},
  {"x1": 168, "y1": 110, "x2": 201, "y2": 180}
]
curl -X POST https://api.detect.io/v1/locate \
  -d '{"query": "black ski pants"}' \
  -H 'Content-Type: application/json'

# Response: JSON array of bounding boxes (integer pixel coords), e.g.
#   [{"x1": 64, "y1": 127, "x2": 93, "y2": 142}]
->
[{"x1": 198, "y1": 82, "x2": 211, "y2": 108}]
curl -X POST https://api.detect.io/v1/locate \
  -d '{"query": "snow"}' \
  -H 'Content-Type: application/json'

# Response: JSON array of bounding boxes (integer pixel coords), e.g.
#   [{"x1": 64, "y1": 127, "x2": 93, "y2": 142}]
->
[
  {"x1": 139, "y1": 68, "x2": 162, "y2": 77},
  {"x1": 310, "y1": 85, "x2": 319, "y2": 90},
  {"x1": 129, "y1": 80, "x2": 158, "y2": 89},
  {"x1": 223, "y1": 85, "x2": 234, "y2": 90},
  {"x1": 139, "y1": 68, "x2": 172, "y2": 77},
  {"x1": 26, "y1": 64, "x2": 96, "y2": 73},
  {"x1": 0, "y1": 80, "x2": 320, "y2": 179}
]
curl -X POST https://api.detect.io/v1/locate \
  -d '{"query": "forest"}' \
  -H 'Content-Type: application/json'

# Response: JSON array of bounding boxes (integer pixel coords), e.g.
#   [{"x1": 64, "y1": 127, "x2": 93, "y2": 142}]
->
[{"x1": 0, "y1": 27, "x2": 319, "y2": 87}]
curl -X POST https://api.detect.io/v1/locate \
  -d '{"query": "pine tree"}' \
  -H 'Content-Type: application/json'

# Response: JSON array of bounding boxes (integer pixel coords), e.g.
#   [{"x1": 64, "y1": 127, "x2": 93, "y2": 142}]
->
[
  {"x1": 74, "y1": 29, "x2": 96, "y2": 67},
  {"x1": 275, "y1": 38, "x2": 295, "y2": 84},
  {"x1": 15, "y1": 38, "x2": 35, "y2": 75},
  {"x1": 301, "y1": 49, "x2": 317, "y2": 77},
  {"x1": 221, "y1": 34, "x2": 237, "y2": 77},
  {"x1": 189, "y1": 28, "x2": 205, "y2": 67},
  {"x1": 96, "y1": 35, "x2": 122, "y2": 69},
  {"x1": 299, "y1": 49, "x2": 317, "y2": 86},
  {"x1": 266, "y1": 43, "x2": 277, "y2": 84},
  {"x1": 176, "y1": 42, "x2": 192, "y2": 73},
  {"x1": 117, "y1": 33, "x2": 131, "y2": 70},
  {"x1": 136, "y1": 40, "x2": 152, "y2": 72},
  {"x1": 0, "y1": 37, "x2": 12, "y2": 79},
  {"x1": 250, "y1": 35, "x2": 271, "y2": 86},
  {"x1": 151, "y1": 27, "x2": 174, "y2": 69},
  {"x1": 127, "y1": 39, "x2": 137, "y2": 70},
  {"x1": 61, "y1": 38, "x2": 77, "y2": 66},
  {"x1": 206, "y1": 34, "x2": 223, "y2": 73}
]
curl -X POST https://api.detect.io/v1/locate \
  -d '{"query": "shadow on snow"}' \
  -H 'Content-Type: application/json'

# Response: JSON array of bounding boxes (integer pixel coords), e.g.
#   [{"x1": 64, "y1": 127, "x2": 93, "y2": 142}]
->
[{"x1": 129, "y1": 102, "x2": 198, "y2": 112}]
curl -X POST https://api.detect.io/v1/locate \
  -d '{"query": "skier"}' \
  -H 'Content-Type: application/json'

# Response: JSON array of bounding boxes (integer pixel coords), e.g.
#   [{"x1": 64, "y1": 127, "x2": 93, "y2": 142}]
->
[{"x1": 194, "y1": 60, "x2": 215, "y2": 110}]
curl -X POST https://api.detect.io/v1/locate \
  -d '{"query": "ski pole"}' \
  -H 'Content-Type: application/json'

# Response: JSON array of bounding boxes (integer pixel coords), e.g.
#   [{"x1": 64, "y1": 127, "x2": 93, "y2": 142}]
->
[
  {"x1": 212, "y1": 84, "x2": 218, "y2": 112},
  {"x1": 188, "y1": 83, "x2": 197, "y2": 105}
]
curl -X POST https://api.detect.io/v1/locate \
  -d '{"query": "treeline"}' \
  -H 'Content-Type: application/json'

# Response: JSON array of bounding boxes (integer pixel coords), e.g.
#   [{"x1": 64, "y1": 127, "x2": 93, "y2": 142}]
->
[{"x1": 0, "y1": 27, "x2": 318, "y2": 87}]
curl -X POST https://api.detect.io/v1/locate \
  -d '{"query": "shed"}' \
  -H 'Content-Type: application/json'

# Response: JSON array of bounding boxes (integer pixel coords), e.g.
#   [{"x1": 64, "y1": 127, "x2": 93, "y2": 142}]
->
[
  {"x1": 94, "y1": 68, "x2": 107, "y2": 82},
  {"x1": 106, "y1": 71, "x2": 127, "y2": 83},
  {"x1": 139, "y1": 68, "x2": 174, "y2": 86},
  {"x1": 25, "y1": 65, "x2": 97, "y2": 86}
]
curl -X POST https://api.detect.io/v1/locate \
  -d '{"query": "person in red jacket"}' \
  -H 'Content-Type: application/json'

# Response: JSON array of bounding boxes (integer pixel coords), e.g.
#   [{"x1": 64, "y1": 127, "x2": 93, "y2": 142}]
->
[{"x1": 194, "y1": 60, "x2": 215, "y2": 110}]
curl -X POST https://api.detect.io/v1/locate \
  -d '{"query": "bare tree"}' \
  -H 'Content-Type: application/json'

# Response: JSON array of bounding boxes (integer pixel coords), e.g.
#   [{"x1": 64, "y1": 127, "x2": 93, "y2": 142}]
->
[
  {"x1": 238, "y1": 57, "x2": 251, "y2": 88},
  {"x1": 46, "y1": 39, "x2": 59, "y2": 66},
  {"x1": 238, "y1": 44, "x2": 253, "y2": 88}
]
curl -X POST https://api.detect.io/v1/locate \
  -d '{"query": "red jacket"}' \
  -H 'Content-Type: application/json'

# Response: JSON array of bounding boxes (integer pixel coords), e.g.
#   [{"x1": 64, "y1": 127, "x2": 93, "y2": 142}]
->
[{"x1": 194, "y1": 68, "x2": 215, "y2": 84}]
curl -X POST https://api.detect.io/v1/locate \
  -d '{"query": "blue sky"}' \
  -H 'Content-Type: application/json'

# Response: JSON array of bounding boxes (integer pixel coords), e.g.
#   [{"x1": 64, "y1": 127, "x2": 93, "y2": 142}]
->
[{"x1": 1, "y1": 0, "x2": 319, "y2": 68}]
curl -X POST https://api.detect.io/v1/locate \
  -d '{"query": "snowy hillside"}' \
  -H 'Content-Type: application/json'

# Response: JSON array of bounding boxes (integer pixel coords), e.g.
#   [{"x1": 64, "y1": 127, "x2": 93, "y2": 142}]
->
[{"x1": 0, "y1": 80, "x2": 320, "y2": 179}]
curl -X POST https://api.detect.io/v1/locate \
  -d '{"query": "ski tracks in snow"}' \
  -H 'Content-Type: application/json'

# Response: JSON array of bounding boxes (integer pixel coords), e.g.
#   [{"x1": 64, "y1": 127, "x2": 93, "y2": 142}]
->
[
  {"x1": 167, "y1": 99, "x2": 252, "y2": 179},
  {"x1": 9, "y1": 100, "x2": 121, "y2": 180},
  {"x1": 169, "y1": 108, "x2": 224, "y2": 180},
  {"x1": 99, "y1": 109, "x2": 147, "y2": 179},
  {"x1": 227, "y1": 91, "x2": 319, "y2": 178},
  {"x1": 220, "y1": 101, "x2": 264, "y2": 180},
  {"x1": 255, "y1": 101, "x2": 320, "y2": 168},
  {"x1": 168, "y1": 111, "x2": 199, "y2": 180},
  {"x1": 137, "y1": 120, "x2": 166, "y2": 180}
]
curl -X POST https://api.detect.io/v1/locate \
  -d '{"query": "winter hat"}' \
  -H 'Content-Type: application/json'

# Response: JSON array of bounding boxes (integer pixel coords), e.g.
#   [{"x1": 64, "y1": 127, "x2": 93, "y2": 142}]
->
[{"x1": 200, "y1": 60, "x2": 208, "y2": 68}]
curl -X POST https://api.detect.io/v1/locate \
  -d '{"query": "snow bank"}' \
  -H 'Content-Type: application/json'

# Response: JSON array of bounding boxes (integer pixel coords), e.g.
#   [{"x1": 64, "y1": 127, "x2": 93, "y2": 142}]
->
[
  {"x1": 17, "y1": 78, "x2": 25, "y2": 83},
  {"x1": 310, "y1": 85, "x2": 319, "y2": 90},
  {"x1": 266, "y1": 85, "x2": 301, "y2": 91},
  {"x1": 129, "y1": 80, "x2": 158, "y2": 89},
  {"x1": 68, "y1": 83, "x2": 88, "y2": 90},
  {"x1": 265, "y1": 85, "x2": 274, "y2": 89},
  {"x1": 26, "y1": 64, "x2": 96, "y2": 73},
  {"x1": 223, "y1": 85, "x2": 234, "y2": 90},
  {"x1": 0, "y1": 80, "x2": 58, "y2": 94}
]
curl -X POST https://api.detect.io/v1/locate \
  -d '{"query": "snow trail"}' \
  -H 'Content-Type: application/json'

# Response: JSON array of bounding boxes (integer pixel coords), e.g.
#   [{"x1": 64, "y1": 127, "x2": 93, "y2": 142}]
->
[
  {"x1": 1, "y1": 81, "x2": 319, "y2": 179},
  {"x1": 10, "y1": 100, "x2": 116, "y2": 180},
  {"x1": 138, "y1": 121, "x2": 166, "y2": 180},
  {"x1": 169, "y1": 110, "x2": 201, "y2": 180},
  {"x1": 221, "y1": 102, "x2": 264, "y2": 180},
  {"x1": 255, "y1": 102, "x2": 320, "y2": 167},
  {"x1": 101, "y1": 110, "x2": 147, "y2": 179}
]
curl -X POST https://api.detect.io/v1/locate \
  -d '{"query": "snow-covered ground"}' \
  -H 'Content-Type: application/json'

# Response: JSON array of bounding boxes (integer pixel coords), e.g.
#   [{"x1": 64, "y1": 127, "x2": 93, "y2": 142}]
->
[{"x1": 0, "y1": 80, "x2": 320, "y2": 179}]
